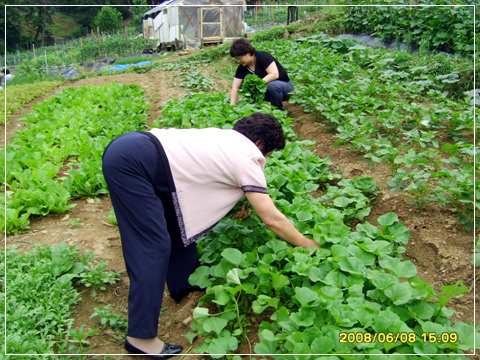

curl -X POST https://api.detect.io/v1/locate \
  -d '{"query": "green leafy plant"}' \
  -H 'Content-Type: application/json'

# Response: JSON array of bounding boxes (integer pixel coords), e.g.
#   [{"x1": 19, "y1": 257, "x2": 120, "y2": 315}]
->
[
  {"x1": 2, "y1": 82, "x2": 150, "y2": 234},
  {"x1": 238, "y1": 74, "x2": 268, "y2": 104},
  {"x1": 69, "y1": 218, "x2": 84, "y2": 227},
  {"x1": 2, "y1": 243, "x2": 118, "y2": 357},
  {"x1": 90, "y1": 305, "x2": 128, "y2": 337},
  {"x1": 387, "y1": 168, "x2": 433, "y2": 213},
  {"x1": 67, "y1": 325, "x2": 101, "y2": 352},
  {"x1": 181, "y1": 70, "x2": 216, "y2": 91},
  {"x1": 105, "y1": 207, "x2": 118, "y2": 226},
  {"x1": 76, "y1": 251, "x2": 120, "y2": 297}
]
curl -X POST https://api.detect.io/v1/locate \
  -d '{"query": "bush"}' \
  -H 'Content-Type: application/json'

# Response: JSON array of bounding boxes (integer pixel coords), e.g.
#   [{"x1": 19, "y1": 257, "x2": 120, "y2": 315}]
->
[
  {"x1": 342, "y1": 5, "x2": 475, "y2": 56},
  {"x1": 92, "y1": 7, "x2": 123, "y2": 33},
  {"x1": 248, "y1": 11, "x2": 345, "y2": 42}
]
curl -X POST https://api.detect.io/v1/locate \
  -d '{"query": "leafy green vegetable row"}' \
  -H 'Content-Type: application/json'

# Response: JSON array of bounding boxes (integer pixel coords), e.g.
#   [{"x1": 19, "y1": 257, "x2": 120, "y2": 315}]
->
[
  {"x1": 0, "y1": 81, "x2": 63, "y2": 125},
  {"x1": 342, "y1": 4, "x2": 475, "y2": 56},
  {"x1": 2, "y1": 82, "x2": 150, "y2": 233},
  {"x1": 265, "y1": 34, "x2": 477, "y2": 231},
  {"x1": 149, "y1": 92, "x2": 477, "y2": 357}
]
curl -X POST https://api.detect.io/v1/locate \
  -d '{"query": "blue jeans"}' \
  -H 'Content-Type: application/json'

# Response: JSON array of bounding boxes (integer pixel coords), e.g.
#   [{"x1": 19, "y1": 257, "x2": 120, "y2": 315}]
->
[{"x1": 264, "y1": 80, "x2": 294, "y2": 110}]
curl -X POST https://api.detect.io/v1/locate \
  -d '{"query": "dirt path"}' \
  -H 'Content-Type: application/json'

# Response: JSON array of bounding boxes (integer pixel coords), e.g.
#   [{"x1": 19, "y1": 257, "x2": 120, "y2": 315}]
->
[{"x1": 4, "y1": 66, "x2": 477, "y2": 358}]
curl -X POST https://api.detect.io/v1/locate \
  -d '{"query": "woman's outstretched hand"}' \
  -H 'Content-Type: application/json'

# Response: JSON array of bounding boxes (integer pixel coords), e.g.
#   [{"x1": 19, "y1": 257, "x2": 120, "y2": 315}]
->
[
  {"x1": 301, "y1": 237, "x2": 321, "y2": 248},
  {"x1": 233, "y1": 204, "x2": 251, "y2": 221}
]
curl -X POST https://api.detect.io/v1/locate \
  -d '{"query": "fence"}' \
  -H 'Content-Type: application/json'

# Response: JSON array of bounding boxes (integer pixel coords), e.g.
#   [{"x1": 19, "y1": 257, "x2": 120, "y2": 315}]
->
[{"x1": 2, "y1": 26, "x2": 156, "y2": 72}]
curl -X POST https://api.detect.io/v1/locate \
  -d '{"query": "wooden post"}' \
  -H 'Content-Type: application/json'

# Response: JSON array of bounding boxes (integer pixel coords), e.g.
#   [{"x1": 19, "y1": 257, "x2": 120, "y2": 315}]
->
[
  {"x1": 63, "y1": 38, "x2": 66, "y2": 66},
  {"x1": 80, "y1": 38, "x2": 83, "y2": 48},
  {"x1": 125, "y1": 26, "x2": 129, "y2": 55},
  {"x1": 97, "y1": 26, "x2": 101, "y2": 59},
  {"x1": 33, "y1": 43, "x2": 36, "y2": 62}
]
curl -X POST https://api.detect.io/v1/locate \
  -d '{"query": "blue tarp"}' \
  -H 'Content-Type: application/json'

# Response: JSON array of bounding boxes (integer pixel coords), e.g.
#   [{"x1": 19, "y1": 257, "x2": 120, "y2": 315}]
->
[{"x1": 108, "y1": 60, "x2": 152, "y2": 72}]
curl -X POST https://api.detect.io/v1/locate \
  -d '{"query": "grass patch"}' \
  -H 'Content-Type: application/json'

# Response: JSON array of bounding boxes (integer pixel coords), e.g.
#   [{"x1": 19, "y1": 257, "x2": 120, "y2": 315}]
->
[
  {"x1": 1, "y1": 80, "x2": 63, "y2": 125},
  {"x1": 7, "y1": 72, "x2": 64, "y2": 86},
  {"x1": 50, "y1": 13, "x2": 82, "y2": 39},
  {"x1": 114, "y1": 55, "x2": 167, "y2": 65},
  {"x1": 2, "y1": 243, "x2": 120, "y2": 357}
]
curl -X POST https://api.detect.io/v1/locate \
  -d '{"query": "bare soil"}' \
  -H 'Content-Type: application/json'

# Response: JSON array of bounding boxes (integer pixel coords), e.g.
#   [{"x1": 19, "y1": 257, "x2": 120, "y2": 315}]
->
[{"x1": 3, "y1": 57, "x2": 477, "y2": 359}]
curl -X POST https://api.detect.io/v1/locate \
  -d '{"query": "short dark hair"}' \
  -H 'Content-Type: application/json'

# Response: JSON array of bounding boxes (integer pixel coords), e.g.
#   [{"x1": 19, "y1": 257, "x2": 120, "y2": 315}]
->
[
  {"x1": 229, "y1": 38, "x2": 256, "y2": 58},
  {"x1": 233, "y1": 113, "x2": 285, "y2": 155}
]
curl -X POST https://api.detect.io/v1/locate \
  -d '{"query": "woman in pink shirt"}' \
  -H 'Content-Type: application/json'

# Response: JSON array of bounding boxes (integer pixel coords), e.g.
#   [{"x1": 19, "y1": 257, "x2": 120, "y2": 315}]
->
[{"x1": 102, "y1": 113, "x2": 319, "y2": 358}]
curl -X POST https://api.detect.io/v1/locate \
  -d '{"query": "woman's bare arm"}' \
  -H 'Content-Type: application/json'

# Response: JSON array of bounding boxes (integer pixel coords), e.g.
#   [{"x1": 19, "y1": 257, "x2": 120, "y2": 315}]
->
[
  {"x1": 262, "y1": 61, "x2": 280, "y2": 84},
  {"x1": 246, "y1": 191, "x2": 320, "y2": 248},
  {"x1": 230, "y1": 77, "x2": 244, "y2": 105}
]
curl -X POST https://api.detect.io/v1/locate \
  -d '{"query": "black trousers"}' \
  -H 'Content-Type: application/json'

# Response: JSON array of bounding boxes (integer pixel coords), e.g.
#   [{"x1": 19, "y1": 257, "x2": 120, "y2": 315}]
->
[
  {"x1": 264, "y1": 80, "x2": 294, "y2": 110},
  {"x1": 102, "y1": 131, "x2": 199, "y2": 339}
]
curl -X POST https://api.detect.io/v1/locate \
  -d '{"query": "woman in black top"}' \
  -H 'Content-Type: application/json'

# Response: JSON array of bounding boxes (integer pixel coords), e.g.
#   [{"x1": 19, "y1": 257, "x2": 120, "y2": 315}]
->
[{"x1": 229, "y1": 38, "x2": 294, "y2": 111}]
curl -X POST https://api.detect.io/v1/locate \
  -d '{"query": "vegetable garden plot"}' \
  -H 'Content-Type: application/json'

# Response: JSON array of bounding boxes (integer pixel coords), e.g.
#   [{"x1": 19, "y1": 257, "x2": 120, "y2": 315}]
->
[
  {"x1": 0, "y1": 81, "x2": 63, "y2": 125},
  {"x1": 3, "y1": 33, "x2": 478, "y2": 357},
  {"x1": 2, "y1": 82, "x2": 150, "y2": 234},
  {"x1": 2, "y1": 243, "x2": 120, "y2": 357},
  {"x1": 149, "y1": 92, "x2": 478, "y2": 357},
  {"x1": 342, "y1": 5, "x2": 474, "y2": 57},
  {"x1": 267, "y1": 34, "x2": 477, "y2": 231}
]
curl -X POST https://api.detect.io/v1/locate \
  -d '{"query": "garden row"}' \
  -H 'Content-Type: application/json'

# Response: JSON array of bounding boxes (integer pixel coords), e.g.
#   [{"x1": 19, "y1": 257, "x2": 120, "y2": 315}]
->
[
  {"x1": 270, "y1": 33, "x2": 477, "y2": 231},
  {"x1": 154, "y1": 91, "x2": 477, "y2": 357},
  {"x1": 2, "y1": 83, "x2": 149, "y2": 233},
  {"x1": 0, "y1": 80, "x2": 63, "y2": 125},
  {"x1": 2, "y1": 83, "x2": 149, "y2": 358},
  {"x1": 342, "y1": 4, "x2": 475, "y2": 56},
  {"x1": 4, "y1": 28, "x2": 157, "y2": 69},
  {"x1": 2, "y1": 243, "x2": 121, "y2": 358},
  {"x1": 3, "y1": 79, "x2": 477, "y2": 357}
]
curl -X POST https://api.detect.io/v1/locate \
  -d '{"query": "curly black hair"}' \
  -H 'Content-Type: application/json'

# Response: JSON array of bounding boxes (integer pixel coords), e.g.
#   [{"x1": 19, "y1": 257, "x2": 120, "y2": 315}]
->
[
  {"x1": 233, "y1": 113, "x2": 285, "y2": 155},
  {"x1": 229, "y1": 38, "x2": 256, "y2": 58}
]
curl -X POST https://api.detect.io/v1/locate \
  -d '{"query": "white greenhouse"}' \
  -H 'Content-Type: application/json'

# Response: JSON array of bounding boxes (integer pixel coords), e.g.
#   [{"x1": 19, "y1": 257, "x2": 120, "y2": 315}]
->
[{"x1": 142, "y1": 0, "x2": 246, "y2": 50}]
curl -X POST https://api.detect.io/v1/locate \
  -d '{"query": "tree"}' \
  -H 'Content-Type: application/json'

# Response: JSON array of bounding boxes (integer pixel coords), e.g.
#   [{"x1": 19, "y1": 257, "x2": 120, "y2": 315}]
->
[
  {"x1": 2, "y1": 4, "x2": 24, "y2": 54},
  {"x1": 92, "y1": 6, "x2": 123, "y2": 33},
  {"x1": 39, "y1": 1, "x2": 53, "y2": 47},
  {"x1": 20, "y1": 5, "x2": 53, "y2": 48},
  {"x1": 129, "y1": 0, "x2": 152, "y2": 30}
]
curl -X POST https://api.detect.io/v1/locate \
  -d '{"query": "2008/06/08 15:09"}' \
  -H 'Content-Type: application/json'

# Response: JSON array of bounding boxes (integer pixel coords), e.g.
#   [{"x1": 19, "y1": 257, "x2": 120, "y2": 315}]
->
[{"x1": 339, "y1": 332, "x2": 458, "y2": 344}]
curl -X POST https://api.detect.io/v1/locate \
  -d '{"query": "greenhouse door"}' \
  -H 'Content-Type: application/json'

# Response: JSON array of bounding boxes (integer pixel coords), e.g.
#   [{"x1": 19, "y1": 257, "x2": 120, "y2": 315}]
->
[{"x1": 200, "y1": 7, "x2": 222, "y2": 45}]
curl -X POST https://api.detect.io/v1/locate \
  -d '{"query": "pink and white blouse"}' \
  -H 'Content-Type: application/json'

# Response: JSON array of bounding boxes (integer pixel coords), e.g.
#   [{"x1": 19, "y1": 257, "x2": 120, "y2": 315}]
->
[{"x1": 150, "y1": 127, "x2": 268, "y2": 246}]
